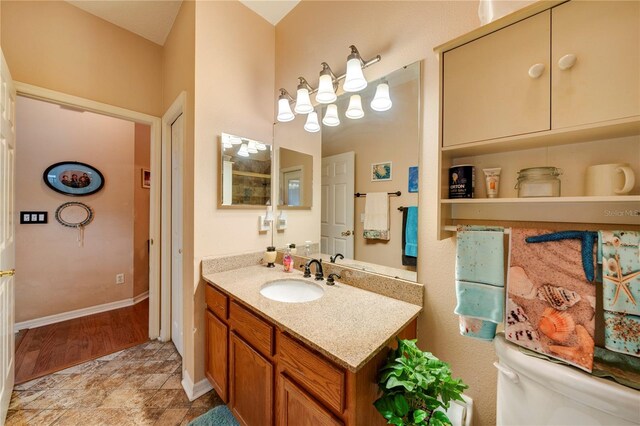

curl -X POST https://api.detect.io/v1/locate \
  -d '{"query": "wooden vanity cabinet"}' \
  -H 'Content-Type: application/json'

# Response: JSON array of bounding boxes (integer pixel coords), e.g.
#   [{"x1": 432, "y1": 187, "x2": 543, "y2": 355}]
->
[{"x1": 205, "y1": 283, "x2": 417, "y2": 426}]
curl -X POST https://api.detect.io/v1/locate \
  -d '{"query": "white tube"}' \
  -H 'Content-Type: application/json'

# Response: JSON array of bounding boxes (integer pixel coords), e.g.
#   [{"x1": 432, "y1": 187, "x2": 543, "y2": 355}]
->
[{"x1": 483, "y1": 168, "x2": 501, "y2": 198}]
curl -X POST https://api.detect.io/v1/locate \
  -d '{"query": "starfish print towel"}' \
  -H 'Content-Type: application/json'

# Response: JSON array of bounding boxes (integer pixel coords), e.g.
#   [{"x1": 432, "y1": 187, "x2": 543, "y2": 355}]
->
[{"x1": 507, "y1": 228, "x2": 596, "y2": 372}]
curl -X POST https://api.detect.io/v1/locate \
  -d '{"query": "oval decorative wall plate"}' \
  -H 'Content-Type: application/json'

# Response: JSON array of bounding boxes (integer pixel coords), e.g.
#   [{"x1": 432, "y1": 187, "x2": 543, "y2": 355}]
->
[
  {"x1": 55, "y1": 202, "x2": 94, "y2": 228},
  {"x1": 43, "y1": 161, "x2": 104, "y2": 196}
]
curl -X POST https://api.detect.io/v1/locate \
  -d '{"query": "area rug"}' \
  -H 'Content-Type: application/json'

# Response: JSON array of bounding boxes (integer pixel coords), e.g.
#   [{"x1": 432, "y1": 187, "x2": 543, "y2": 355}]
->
[{"x1": 189, "y1": 405, "x2": 239, "y2": 426}]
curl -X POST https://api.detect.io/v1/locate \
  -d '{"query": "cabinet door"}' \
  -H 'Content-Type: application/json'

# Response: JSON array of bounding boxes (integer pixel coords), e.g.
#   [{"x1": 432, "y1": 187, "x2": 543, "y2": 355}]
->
[
  {"x1": 230, "y1": 332, "x2": 273, "y2": 426},
  {"x1": 443, "y1": 10, "x2": 550, "y2": 147},
  {"x1": 205, "y1": 309, "x2": 228, "y2": 402},
  {"x1": 278, "y1": 375, "x2": 343, "y2": 426},
  {"x1": 552, "y1": 1, "x2": 640, "y2": 129}
]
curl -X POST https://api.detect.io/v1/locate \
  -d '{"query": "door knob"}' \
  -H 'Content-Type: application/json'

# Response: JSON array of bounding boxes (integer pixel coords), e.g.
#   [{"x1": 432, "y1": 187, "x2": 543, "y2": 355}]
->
[
  {"x1": 558, "y1": 54, "x2": 577, "y2": 70},
  {"x1": 0, "y1": 269, "x2": 15, "y2": 277},
  {"x1": 341, "y1": 230, "x2": 352, "y2": 236}
]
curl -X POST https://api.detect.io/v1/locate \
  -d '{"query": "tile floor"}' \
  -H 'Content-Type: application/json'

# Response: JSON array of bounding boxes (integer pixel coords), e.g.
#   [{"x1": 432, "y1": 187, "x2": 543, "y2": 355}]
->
[{"x1": 6, "y1": 341, "x2": 224, "y2": 425}]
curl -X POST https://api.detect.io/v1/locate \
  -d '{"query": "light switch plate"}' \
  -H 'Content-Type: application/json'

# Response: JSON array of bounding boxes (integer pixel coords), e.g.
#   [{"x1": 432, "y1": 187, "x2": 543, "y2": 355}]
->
[
  {"x1": 20, "y1": 211, "x2": 48, "y2": 224},
  {"x1": 258, "y1": 215, "x2": 271, "y2": 232}
]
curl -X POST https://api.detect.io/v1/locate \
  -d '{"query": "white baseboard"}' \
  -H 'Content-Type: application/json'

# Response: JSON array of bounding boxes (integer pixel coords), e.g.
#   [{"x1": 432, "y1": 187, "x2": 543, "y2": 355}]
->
[
  {"x1": 182, "y1": 369, "x2": 213, "y2": 402},
  {"x1": 14, "y1": 291, "x2": 150, "y2": 333}
]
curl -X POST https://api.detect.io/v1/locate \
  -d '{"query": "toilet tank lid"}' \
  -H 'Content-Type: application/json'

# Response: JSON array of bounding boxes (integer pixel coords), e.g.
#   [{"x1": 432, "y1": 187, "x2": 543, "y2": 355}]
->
[{"x1": 494, "y1": 334, "x2": 640, "y2": 424}]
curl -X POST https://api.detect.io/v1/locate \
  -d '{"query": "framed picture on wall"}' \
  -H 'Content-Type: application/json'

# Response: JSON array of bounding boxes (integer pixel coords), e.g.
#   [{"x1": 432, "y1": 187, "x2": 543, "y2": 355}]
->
[
  {"x1": 142, "y1": 169, "x2": 151, "y2": 189},
  {"x1": 371, "y1": 161, "x2": 392, "y2": 182},
  {"x1": 408, "y1": 166, "x2": 419, "y2": 193},
  {"x1": 43, "y1": 161, "x2": 104, "y2": 196}
]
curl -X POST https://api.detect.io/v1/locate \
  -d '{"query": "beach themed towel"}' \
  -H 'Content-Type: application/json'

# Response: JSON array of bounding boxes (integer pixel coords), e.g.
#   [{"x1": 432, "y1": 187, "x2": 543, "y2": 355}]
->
[
  {"x1": 363, "y1": 192, "x2": 389, "y2": 240},
  {"x1": 506, "y1": 228, "x2": 596, "y2": 372},
  {"x1": 600, "y1": 230, "x2": 640, "y2": 358}
]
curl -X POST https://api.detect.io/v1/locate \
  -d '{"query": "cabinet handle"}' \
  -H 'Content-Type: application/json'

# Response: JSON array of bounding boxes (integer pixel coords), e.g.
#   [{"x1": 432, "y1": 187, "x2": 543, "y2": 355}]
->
[
  {"x1": 528, "y1": 63, "x2": 545, "y2": 79},
  {"x1": 558, "y1": 54, "x2": 577, "y2": 70}
]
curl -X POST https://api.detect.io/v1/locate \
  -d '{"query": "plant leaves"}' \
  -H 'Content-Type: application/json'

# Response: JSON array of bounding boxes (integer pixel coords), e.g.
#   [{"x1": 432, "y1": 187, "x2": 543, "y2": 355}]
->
[
  {"x1": 431, "y1": 410, "x2": 453, "y2": 426},
  {"x1": 393, "y1": 394, "x2": 410, "y2": 416},
  {"x1": 413, "y1": 409, "x2": 428, "y2": 424}
]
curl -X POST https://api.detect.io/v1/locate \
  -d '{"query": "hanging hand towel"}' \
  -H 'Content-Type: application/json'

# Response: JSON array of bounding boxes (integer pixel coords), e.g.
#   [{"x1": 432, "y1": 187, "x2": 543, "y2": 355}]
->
[
  {"x1": 363, "y1": 192, "x2": 389, "y2": 240},
  {"x1": 401, "y1": 207, "x2": 417, "y2": 266},
  {"x1": 600, "y1": 230, "x2": 640, "y2": 358},
  {"x1": 507, "y1": 228, "x2": 595, "y2": 372},
  {"x1": 454, "y1": 280, "x2": 504, "y2": 323},
  {"x1": 404, "y1": 206, "x2": 418, "y2": 259},
  {"x1": 456, "y1": 226, "x2": 505, "y2": 287}
]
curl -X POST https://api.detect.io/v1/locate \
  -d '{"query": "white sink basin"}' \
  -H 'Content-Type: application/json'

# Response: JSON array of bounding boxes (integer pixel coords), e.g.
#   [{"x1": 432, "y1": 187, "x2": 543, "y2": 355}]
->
[{"x1": 260, "y1": 279, "x2": 324, "y2": 303}]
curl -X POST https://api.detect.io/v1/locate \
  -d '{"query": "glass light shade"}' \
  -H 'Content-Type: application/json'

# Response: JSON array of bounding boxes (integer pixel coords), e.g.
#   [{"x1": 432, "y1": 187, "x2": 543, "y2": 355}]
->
[
  {"x1": 229, "y1": 136, "x2": 242, "y2": 145},
  {"x1": 322, "y1": 104, "x2": 340, "y2": 127},
  {"x1": 343, "y1": 58, "x2": 367, "y2": 92},
  {"x1": 316, "y1": 74, "x2": 337, "y2": 104},
  {"x1": 277, "y1": 98, "x2": 295, "y2": 122},
  {"x1": 264, "y1": 207, "x2": 274, "y2": 222},
  {"x1": 237, "y1": 143, "x2": 250, "y2": 157},
  {"x1": 255, "y1": 142, "x2": 267, "y2": 151},
  {"x1": 222, "y1": 141, "x2": 233, "y2": 149},
  {"x1": 371, "y1": 83, "x2": 392, "y2": 111},
  {"x1": 304, "y1": 112, "x2": 320, "y2": 133},
  {"x1": 345, "y1": 95, "x2": 364, "y2": 119},
  {"x1": 247, "y1": 140, "x2": 258, "y2": 154},
  {"x1": 294, "y1": 88, "x2": 314, "y2": 114}
]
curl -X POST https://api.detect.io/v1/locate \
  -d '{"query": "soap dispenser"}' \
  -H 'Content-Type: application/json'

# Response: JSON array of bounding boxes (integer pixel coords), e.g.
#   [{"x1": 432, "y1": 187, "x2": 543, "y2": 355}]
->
[{"x1": 264, "y1": 246, "x2": 276, "y2": 268}]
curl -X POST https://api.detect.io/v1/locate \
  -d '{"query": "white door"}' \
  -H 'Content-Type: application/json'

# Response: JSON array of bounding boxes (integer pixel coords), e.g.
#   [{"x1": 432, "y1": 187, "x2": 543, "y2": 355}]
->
[
  {"x1": 0, "y1": 49, "x2": 16, "y2": 424},
  {"x1": 170, "y1": 114, "x2": 183, "y2": 356},
  {"x1": 321, "y1": 152, "x2": 354, "y2": 258}
]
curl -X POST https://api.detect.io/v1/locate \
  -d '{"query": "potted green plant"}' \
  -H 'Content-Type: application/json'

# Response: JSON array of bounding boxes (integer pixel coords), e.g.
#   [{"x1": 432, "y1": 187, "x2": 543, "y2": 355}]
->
[{"x1": 374, "y1": 339, "x2": 468, "y2": 426}]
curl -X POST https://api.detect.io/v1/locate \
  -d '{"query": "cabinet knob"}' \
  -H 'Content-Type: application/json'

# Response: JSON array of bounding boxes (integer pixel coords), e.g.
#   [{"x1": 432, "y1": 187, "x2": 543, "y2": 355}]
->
[
  {"x1": 528, "y1": 63, "x2": 545, "y2": 79},
  {"x1": 558, "y1": 54, "x2": 577, "y2": 70}
]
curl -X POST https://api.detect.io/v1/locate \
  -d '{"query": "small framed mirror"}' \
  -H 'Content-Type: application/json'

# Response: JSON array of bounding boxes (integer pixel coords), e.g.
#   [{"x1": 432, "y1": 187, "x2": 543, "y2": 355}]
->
[
  {"x1": 219, "y1": 133, "x2": 272, "y2": 208},
  {"x1": 278, "y1": 147, "x2": 313, "y2": 209}
]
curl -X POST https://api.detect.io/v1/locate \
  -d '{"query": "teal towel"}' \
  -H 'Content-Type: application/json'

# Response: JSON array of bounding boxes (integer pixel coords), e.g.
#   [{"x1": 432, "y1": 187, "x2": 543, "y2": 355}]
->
[
  {"x1": 456, "y1": 226, "x2": 505, "y2": 287},
  {"x1": 189, "y1": 405, "x2": 239, "y2": 426},
  {"x1": 405, "y1": 206, "x2": 418, "y2": 257},
  {"x1": 454, "y1": 280, "x2": 504, "y2": 323}
]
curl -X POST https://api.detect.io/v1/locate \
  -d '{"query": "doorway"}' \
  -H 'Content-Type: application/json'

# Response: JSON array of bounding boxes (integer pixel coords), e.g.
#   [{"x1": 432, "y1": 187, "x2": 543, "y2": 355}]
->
[{"x1": 321, "y1": 152, "x2": 355, "y2": 258}]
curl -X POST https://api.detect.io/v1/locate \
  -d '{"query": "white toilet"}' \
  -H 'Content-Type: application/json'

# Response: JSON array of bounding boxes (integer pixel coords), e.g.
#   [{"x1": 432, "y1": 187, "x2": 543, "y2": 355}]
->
[{"x1": 494, "y1": 334, "x2": 640, "y2": 425}]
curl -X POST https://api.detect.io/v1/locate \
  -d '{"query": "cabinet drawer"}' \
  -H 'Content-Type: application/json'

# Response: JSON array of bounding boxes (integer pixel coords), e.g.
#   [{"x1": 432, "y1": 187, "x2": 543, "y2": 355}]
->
[
  {"x1": 278, "y1": 333, "x2": 345, "y2": 415},
  {"x1": 229, "y1": 301, "x2": 274, "y2": 357},
  {"x1": 205, "y1": 284, "x2": 228, "y2": 319}
]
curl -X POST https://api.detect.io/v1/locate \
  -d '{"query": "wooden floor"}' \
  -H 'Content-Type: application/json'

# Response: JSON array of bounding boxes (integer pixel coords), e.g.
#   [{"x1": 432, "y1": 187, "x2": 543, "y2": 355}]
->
[{"x1": 14, "y1": 298, "x2": 149, "y2": 384}]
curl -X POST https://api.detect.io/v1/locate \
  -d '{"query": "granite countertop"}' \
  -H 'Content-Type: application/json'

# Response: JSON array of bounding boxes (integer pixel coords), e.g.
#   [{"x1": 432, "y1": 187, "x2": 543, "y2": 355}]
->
[{"x1": 203, "y1": 265, "x2": 422, "y2": 372}]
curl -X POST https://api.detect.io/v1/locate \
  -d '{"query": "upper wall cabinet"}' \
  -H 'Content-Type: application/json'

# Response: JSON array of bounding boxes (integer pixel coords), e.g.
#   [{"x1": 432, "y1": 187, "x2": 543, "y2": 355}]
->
[
  {"x1": 551, "y1": 1, "x2": 640, "y2": 129},
  {"x1": 443, "y1": 10, "x2": 551, "y2": 147},
  {"x1": 442, "y1": 0, "x2": 640, "y2": 148}
]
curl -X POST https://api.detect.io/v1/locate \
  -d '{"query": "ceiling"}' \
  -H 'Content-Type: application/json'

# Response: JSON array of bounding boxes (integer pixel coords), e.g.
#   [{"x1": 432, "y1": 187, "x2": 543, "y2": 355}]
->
[{"x1": 66, "y1": 0, "x2": 299, "y2": 46}]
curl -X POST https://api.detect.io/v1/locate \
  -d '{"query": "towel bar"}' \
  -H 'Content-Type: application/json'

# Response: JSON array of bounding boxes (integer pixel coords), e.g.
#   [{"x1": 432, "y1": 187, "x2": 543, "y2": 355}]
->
[
  {"x1": 354, "y1": 191, "x2": 401, "y2": 197},
  {"x1": 444, "y1": 225, "x2": 511, "y2": 234}
]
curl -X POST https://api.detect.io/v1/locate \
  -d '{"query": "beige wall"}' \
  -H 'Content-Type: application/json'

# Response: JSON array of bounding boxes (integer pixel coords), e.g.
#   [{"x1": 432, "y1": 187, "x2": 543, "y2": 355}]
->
[
  {"x1": 322, "y1": 79, "x2": 419, "y2": 270},
  {"x1": 0, "y1": 1, "x2": 163, "y2": 117},
  {"x1": 191, "y1": 0, "x2": 275, "y2": 381},
  {"x1": 15, "y1": 96, "x2": 136, "y2": 322},
  {"x1": 275, "y1": 2, "x2": 500, "y2": 425},
  {"x1": 134, "y1": 123, "x2": 151, "y2": 297}
]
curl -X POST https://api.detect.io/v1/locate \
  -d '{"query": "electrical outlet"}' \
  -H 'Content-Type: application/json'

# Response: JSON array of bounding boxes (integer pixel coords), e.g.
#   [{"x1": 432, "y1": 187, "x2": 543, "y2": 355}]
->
[{"x1": 116, "y1": 273, "x2": 125, "y2": 284}]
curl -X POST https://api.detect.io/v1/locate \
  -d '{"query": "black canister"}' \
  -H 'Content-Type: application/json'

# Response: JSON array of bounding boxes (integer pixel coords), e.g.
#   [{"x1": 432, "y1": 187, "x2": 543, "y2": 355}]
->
[{"x1": 449, "y1": 165, "x2": 475, "y2": 198}]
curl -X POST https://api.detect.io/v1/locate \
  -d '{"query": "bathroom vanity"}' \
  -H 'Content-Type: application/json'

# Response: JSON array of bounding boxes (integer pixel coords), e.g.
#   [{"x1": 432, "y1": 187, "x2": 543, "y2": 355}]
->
[{"x1": 203, "y1": 265, "x2": 421, "y2": 426}]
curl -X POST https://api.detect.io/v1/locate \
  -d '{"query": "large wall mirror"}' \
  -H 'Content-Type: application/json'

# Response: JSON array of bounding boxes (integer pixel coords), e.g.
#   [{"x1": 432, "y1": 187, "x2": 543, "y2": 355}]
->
[
  {"x1": 219, "y1": 132, "x2": 272, "y2": 208},
  {"x1": 274, "y1": 61, "x2": 421, "y2": 281}
]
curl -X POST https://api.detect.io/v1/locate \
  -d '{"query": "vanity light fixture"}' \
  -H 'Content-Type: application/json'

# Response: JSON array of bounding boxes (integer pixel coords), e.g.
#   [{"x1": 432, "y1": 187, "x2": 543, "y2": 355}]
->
[
  {"x1": 222, "y1": 134, "x2": 233, "y2": 149},
  {"x1": 316, "y1": 63, "x2": 338, "y2": 104},
  {"x1": 237, "y1": 143, "x2": 250, "y2": 157},
  {"x1": 343, "y1": 45, "x2": 368, "y2": 92},
  {"x1": 370, "y1": 82, "x2": 393, "y2": 112},
  {"x1": 322, "y1": 104, "x2": 340, "y2": 127},
  {"x1": 247, "y1": 140, "x2": 259, "y2": 154},
  {"x1": 229, "y1": 135, "x2": 243, "y2": 145},
  {"x1": 277, "y1": 89, "x2": 295, "y2": 122},
  {"x1": 304, "y1": 111, "x2": 321, "y2": 133},
  {"x1": 255, "y1": 142, "x2": 267, "y2": 151},
  {"x1": 345, "y1": 94, "x2": 365, "y2": 119},
  {"x1": 294, "y1": 77, "x2": 315, "y2": 114}
]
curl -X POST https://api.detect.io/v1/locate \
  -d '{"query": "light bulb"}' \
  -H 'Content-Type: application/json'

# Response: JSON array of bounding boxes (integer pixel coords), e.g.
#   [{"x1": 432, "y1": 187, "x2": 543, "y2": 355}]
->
[
  {"x1": 316, "y1": 74, "x2": 337, "y2": 104},
  {"x1": 371, "y1": 83, "x2": 392, "y2": 112},
  {"x1": 277, "y1": 98, "x2": 295, "y2": 122},
  {"x1": 322, "y1": 104, "x2": 340, "y2": 127},
  {"x1": 343, "y1": 57, "x2": 367, "y2": 92},
  {"x1": 345, "y1": 95, "x2": 364, "y2": 119},
  {"x1": 294, "y1": 87, "x2": 314, "y2": 114},
  {"x1": 304, "y1": 112, "x2": 320, "y2": 133},
  {"x1": 237, "y1": 143, "x2": 250, "y2": 157}
]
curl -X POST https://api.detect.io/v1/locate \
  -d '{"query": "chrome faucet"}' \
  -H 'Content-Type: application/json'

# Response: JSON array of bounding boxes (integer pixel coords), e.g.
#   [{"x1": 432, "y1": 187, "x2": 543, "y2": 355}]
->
[
  {"x1": 330, "y1": 253, "x2": 344, "y2": 263},
  {"x1": 303, "y1": 259, "x2": 324, "y2": 280}
]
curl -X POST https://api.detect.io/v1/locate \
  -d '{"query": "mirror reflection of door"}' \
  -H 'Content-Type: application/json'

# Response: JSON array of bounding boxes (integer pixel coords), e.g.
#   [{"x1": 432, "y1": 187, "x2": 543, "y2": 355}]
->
[{"x1": 281, "y1": 166, "x2": 303, "y2": 206}]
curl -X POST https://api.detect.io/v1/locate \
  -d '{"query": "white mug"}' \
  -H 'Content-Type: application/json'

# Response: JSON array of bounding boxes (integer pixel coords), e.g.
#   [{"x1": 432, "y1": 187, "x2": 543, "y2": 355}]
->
[{"x1": 585, "y1": 163, "x2": 635, "y2": 196}]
